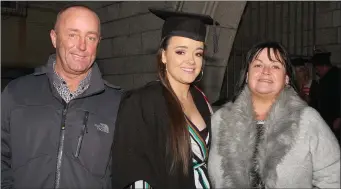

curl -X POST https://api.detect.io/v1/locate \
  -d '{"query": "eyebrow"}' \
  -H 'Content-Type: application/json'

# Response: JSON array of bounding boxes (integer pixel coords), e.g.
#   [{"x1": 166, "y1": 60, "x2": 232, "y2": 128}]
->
[
  {"x1": 254, "y1": 58, "x2": 263, "y2": 63},
  {"x1": 254, "y1": 58, "x2": 282, "y2": 64},
  {"x1": 67, "y1": 28, "x2": 99, "y2": 35},
  {"x1": 174, "y1": 46, "x2": 204, "y2": 50}
]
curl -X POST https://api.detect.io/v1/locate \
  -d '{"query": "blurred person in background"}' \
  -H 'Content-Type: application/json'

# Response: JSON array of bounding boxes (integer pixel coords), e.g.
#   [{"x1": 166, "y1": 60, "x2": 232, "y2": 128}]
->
[
  {"x1": 311, "y1": 52, "x2": 340, "y2": 144},
  {"x1": 291, "y1": 57, "x2": 318, "y2": 106}
]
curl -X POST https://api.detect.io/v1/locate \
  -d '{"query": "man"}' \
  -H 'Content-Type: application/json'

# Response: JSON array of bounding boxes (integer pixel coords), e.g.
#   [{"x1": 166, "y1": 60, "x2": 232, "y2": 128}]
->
[
  {"x1": 291, "y1": 57, "x2": 318, "y2": 105},
  {"x1": 1, "y1": 5, "x2": 122, "y2": 188},
  {"x1": 311, "y1": 52, "x2": 340, "y2": 143}
]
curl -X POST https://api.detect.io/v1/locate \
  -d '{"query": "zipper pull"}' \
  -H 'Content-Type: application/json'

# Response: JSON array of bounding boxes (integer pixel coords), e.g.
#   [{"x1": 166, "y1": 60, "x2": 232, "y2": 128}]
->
[
  {"x1": 75, "y1": 111, "x2": 89, "y2": 157},
  {"x1": 61, "y1": 108, "x2": 68, "y2": 130}
]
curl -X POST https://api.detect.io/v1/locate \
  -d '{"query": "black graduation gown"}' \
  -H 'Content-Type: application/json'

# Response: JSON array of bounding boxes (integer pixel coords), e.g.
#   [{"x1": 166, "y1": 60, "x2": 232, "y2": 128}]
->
[{"x1": 111, "y1": 81, "x2": 211, "y2": 189}]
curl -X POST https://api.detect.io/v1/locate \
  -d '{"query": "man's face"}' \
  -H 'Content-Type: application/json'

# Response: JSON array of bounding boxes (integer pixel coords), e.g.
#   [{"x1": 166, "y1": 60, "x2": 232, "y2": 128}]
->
[
  {"x1": 50, "y1": 7, "x2": 100, "y2": 75},
  {"x1": 315, "y1": 65, "x2": 326, "y2": 77}
]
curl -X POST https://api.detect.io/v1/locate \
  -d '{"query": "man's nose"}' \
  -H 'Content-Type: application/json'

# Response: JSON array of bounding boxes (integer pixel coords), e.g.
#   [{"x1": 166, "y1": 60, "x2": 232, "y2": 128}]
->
[{"x1": 77, "y1": 37, "x2": 86, "y2": 51}]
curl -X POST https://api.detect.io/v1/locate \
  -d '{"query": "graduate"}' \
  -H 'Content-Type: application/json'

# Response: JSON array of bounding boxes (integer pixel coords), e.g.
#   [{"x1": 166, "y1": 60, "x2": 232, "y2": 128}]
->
[{"x1": 111, "y1": 8, "x2": 217, "y2": 189}]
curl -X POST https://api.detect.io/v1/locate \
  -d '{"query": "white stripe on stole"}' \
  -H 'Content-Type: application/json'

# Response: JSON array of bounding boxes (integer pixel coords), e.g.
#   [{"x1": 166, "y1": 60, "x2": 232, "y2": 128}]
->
[
  {"x1": 191, "y1": 137, "x2": 205, "y2": 161},
  {"x1": 206, "y1": 132, "x2": 210, "y2": 144}
]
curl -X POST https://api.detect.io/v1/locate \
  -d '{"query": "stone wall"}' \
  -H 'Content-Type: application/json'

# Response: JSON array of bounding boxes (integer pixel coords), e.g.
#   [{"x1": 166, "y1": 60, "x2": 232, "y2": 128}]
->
[
  {"x1": 91, "y1": 2, "x2": 177, "y2": 89},
  {"x1": 314, "y1": 1, "x2": 341, "y2": 66},
  {"x1": 1, "y1": 2, "x2": 68, "y2": 68},
  {"x1": 234, "y1": 1, "x2": 341, "y2": 66}
]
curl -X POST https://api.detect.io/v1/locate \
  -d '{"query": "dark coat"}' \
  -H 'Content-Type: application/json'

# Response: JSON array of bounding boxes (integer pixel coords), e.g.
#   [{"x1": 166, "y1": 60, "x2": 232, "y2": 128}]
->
[
  {"x1": 308, "y1": 79, "x2": 319, "y2": 108},
  {"x1": 1, "y1": 55, "x2": 122, "y2": 188},
  {"x1": 111, "y1": 81, "x2": 211, "y2": 189},
  {"x1": 315, "y1": 67, "x2": 341, "y2": 129}
]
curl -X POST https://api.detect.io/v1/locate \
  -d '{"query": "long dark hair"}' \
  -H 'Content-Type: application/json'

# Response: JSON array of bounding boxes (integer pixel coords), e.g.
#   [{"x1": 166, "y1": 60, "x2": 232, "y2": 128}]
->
[
  {"x1": 157, "y1": 36, "x2": 191, "y2": 175},
  {"x1": 233, "y1": 41, "x2": 298, "y2": 101}
]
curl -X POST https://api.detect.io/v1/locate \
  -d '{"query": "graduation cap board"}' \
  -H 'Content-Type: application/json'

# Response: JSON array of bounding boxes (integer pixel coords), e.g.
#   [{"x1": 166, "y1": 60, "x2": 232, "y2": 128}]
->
[{"x1": 149, "y1": 8, "x2": 219, "y2": 43}]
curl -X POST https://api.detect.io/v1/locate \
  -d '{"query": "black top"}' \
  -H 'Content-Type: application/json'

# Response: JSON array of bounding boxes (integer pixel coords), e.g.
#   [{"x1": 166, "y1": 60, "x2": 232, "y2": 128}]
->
[
  {"x1": 111, "y1": 81, "x2": 211, "y2": 189},
  {"x1": 186, "y1": 115, "x2": 208, "y2": 139}
]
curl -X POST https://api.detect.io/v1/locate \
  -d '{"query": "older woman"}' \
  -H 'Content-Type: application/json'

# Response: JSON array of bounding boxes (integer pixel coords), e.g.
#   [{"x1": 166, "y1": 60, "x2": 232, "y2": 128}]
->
[{"x1": 208, "y1": 41, "x2": 340, "y2": 188}]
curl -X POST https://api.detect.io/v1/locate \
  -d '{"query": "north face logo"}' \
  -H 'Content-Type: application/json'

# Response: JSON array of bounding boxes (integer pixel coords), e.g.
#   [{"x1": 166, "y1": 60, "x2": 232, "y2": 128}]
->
[{"x1": 94, "y1": 123, "x2": 109, "y2": 133}]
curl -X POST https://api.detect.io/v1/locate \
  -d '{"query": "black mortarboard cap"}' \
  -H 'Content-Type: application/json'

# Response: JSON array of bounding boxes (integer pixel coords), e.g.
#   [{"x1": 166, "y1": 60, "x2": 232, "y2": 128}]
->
[
  {"x1": 291, "y1": 57, "x2": 307, "y2": 67},
  {"x1": 149, "y1": 8, "x2": 219, "y2": 43},
  {"x1": 311, "y1": 52, "x2": 332, "y2": 66}
]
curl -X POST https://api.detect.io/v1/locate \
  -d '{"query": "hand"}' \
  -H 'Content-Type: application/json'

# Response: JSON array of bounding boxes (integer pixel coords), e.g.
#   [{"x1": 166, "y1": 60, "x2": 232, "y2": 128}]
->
[{"x1": 333, "y1": 118, "x2": 341, "y2": 130}]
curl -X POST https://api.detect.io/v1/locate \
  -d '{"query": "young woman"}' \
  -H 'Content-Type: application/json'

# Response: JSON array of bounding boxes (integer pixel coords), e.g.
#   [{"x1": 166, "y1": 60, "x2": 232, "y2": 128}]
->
[
  {"x1": 111, "y1": 8, "x2": 216, "y2": 189},
  {"x1": 208, "y1": 41, "x2": 340, "y2": 188}
]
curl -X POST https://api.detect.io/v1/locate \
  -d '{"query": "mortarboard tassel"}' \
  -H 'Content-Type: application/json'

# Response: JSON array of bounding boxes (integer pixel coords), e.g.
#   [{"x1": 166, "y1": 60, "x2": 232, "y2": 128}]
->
[{"x1": 213, "y1": 20, "x2": 219, "y2": 54}]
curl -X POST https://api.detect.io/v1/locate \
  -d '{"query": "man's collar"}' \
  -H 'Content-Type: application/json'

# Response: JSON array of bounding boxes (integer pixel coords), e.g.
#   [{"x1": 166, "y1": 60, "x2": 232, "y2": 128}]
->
[
  {"x1": 35, "y1": 54, "x2": 121, "y2": 93},
  {"x1": 34, "y1": 54, "x2": 56, "y2": 75},
  {"x1": 35, "y1": 54, "x2": 105, "y2": 93},
  {"x1": 52, "y1": 61, "x2": 92, "y2": 88}
]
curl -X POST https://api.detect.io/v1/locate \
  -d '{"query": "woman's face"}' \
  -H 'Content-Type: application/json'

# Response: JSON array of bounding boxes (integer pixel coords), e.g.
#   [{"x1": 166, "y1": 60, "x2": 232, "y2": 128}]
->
[
  {"x1": 247, "y1": 48, "x2": 289, "y2": 99},
  {"x1": 162, "y1": 36, "x2": 204, "y2": 85}
]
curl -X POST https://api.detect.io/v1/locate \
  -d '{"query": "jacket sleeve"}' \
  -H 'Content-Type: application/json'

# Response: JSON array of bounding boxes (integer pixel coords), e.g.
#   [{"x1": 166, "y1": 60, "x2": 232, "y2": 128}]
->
[
  {"x1": 1, "y1": 86, "x2": 14, "y2": 189},
  {"x1": 305, "y1": 107, "x2": 340, "y2": 188},
  {"x1": 111, "y1": 91, "x2": 157, "y2": 189}
]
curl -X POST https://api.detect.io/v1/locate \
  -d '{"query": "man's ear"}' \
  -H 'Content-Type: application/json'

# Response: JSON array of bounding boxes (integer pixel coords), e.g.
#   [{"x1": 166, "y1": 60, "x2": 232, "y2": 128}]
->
[
  {"x1": 98, "y1": 36, "x2": 102, "y2": 44},
  {"x1": 50, "y1": 29, "x2": 57, "y2": 48}
]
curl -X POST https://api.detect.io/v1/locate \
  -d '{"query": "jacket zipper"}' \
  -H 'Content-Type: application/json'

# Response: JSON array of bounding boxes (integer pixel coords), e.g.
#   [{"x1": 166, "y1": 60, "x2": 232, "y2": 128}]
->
[
  {"x1": 54, "y1": 104, "x2": 68, "y2": 189},
  {"x1": 74, "y1": 111, "x2": 89, "y2": 157}
]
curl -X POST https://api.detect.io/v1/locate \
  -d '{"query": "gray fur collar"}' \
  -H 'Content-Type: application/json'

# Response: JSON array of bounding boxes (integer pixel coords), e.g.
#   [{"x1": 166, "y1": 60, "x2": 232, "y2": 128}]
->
[{"x1": 215, "y1": 86, "x2": 307, "y2": 187}]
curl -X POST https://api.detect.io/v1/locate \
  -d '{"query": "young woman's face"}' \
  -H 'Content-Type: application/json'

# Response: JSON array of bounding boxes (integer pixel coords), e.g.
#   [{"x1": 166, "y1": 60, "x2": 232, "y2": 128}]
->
[
  {"x1": 162, "y1": 36, "x2": 204, "y2": 85},
  {"x1": 247, "y1": 48, "x2": 289, "y2": 99}
]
